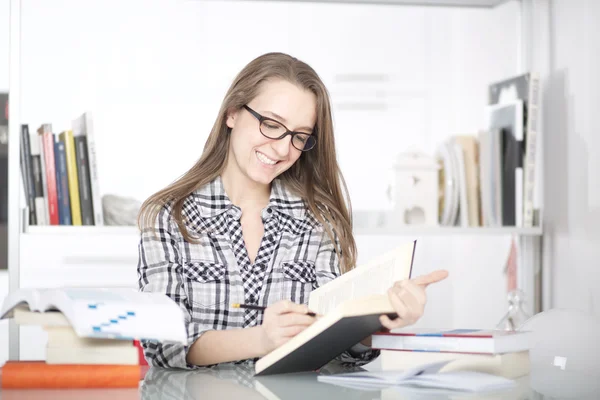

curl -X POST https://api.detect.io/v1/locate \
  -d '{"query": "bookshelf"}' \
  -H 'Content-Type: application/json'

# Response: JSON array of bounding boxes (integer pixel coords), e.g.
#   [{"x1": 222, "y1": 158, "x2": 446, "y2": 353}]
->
[
  {"x1": 23, "y1": 224, "x2": 543, "y2": 237},
  {"x1": 6, "y1": 0, "x2": 546, "y2": 361}
]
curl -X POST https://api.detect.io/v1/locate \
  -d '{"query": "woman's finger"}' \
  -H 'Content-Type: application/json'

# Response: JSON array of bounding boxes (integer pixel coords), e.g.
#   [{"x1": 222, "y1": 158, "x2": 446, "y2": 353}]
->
[
  {"x1": 388, "y1": 288, "x2": 410, "y2": 320},
  {"x1": 278, "y1": 312, "x2": 317, "y2": 328},
  {"x1": 401, "y1": 289, "x2": 424, "y2": 323},
  {"x1": 379, "y1": 314, "x2": 397, "y2": 330},
  {"x1": 411, "y1": 270, "x2": 449, "y2": 287},
  {"x1": 269, "y1": 299, "x2": 311, "y2": 316},
  {"x1": 279, "y1": 325, "x2": 309, "y2": 338},
  {"x1": 400, "y1": 280, "x2": 427, "y2": 307}
]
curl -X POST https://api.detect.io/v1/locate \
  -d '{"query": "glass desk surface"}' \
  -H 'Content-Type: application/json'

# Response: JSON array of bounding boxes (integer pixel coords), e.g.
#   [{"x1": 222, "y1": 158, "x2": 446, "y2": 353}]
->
[{"x1": 1, "y1": 308, "x2": 598, "y2": 399}]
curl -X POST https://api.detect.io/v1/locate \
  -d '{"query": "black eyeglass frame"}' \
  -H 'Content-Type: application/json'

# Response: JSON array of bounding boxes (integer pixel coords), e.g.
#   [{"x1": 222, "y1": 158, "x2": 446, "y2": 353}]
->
[{"x1": 242, "y1": 105, "x2": 317, "y2": 151}]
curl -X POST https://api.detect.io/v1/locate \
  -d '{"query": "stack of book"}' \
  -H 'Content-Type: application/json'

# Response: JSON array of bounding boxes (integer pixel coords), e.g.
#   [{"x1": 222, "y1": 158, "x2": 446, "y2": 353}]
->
[
  {"x1": 0, "y1": 288, "x2": 187, "y2": 389},
  {"x1": 372, "y1": 328, "x2": 532, "y2": 379}
]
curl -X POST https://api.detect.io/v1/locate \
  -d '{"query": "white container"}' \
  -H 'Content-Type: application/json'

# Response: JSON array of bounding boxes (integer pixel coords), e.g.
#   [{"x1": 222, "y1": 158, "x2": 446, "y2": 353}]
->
[{"x1": 389, "y1": 152, "x2": 440, "y2": 226}]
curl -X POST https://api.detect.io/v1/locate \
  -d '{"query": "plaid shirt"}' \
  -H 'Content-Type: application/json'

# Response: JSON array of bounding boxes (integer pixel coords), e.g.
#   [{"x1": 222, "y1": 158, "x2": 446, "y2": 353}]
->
[{"x1": 138, "y1": 176, "x2": 379, "y2": 369}]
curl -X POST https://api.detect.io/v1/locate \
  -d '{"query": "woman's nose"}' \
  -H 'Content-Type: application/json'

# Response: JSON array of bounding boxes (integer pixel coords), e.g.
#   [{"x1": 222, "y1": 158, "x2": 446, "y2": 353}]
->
[{"x1": 270, "y1": 135, "x2": 293, "y2": 158}]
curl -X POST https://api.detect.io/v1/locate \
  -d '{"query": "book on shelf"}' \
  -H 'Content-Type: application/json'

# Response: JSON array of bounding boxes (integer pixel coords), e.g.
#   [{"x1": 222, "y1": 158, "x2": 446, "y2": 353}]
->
[
  {"x1": 74, "y1": 134, "x2": 94, "y2": 225},
  {"x1": 37, "y1": 123, "x2": 59, "y2": 225},
  {"x1": 73, "y1": 111, "x2": 104, "y2": 226},
  {"x1": 435, "y1": 71, "x2": 541, "y2": 230},
  {"x1": 19, "y1": 111, "x2": 104, "y2": 227},
  {"x1": 371, "y1": 328, "x2": 532, "y2": 354},
  {"x1": 254, "y1": 240, "x2": 416, "y2": 376},
  {"x1": 54, "y1": 139, "x2": 72, "y2": 225},
  {"x1": 0, "y1": 287, "x2": 187, "y2": 344},
  {"x1": 488, "y1": 72, "x2": 541, "y2": 228}
]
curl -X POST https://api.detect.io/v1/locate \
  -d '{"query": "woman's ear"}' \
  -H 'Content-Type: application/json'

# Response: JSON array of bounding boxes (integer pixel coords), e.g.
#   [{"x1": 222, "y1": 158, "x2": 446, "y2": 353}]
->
[{"x1": 226, "y1": 108, "x2": 238, "y2": 129}]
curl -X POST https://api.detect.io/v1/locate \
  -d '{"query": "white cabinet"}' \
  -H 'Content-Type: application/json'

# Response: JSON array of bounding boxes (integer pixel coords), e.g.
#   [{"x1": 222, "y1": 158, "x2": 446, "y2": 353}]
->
[{"x1": 20, "y1": 227, "x2": 140, "y2": 289}]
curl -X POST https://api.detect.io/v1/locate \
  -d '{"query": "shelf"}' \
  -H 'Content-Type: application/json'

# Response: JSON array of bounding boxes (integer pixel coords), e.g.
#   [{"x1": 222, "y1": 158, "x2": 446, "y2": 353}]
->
[
  {"x1": 250, "y1": 0, "x2": 510, "y2": 8},
  {"x1": 23, "y1": 223, "x2": 543, "y2": 236},
  {"x1": 352, "y1": 211, "x2": 543, "y2": 236},
  {"x1": 354, "y1": 225, "x2": 543, "y2": 236},
  {"x1": 24, "y1": 226, "x2": 139, "y2": 235}
]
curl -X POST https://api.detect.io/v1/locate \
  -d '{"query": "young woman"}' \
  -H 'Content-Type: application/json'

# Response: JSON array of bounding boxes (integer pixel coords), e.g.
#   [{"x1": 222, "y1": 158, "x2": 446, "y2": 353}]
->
[{"x1": 137, "y1": 52, "x2": 448, "y2": 369}]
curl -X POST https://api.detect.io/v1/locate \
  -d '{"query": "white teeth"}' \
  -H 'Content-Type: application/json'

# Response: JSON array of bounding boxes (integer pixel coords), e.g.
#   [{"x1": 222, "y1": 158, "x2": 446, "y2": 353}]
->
[{"x1": 256, "y1": 151, "x2": 277, "y2": 165}]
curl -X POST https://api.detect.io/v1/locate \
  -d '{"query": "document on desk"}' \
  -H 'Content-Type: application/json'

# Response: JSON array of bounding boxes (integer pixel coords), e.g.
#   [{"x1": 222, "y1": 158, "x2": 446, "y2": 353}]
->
[{"x1": 317, "y1": 360, "x2": 516, "y2": 392}]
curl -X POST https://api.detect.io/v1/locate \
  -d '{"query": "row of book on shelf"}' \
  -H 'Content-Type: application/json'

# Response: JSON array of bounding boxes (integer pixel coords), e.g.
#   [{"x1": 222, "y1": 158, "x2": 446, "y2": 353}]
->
[
  {"x1": 438, "y1": 72, "x2": 540, "y2": 228},
  {"x1": 18, "y1": 112, "x2": 104, "y2": 226}
]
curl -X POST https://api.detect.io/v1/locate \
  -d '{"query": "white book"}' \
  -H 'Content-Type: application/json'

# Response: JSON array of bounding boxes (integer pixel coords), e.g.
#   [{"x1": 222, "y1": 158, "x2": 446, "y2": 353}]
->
[
  {"x1": 317, "y1": 360, "x2": 516, "y2": 392},
  {"x1": 72, "y1": 112, "x2": 104, "y2": 225},
  {"x1": 523, "y1": 73, "x2": 540, "y2": 227},
  {"x1": 372, "y1": 328, "x2": 532, "y2": 354},
  {"x1": 34, "y1": 131, "x2": 50, "y2": 225},
  {"x1": 45, "y1": 346, "x2": 139, "y2": 365},
  {"x1": 1, "y1": 287, "x2": 187, "y2": 344},
  {"x1": 45, "y1": 326, "x2": 135, "y2": 348},
  {"x1": 381, "y1": 350, "x2": 530, "y2": 379}
]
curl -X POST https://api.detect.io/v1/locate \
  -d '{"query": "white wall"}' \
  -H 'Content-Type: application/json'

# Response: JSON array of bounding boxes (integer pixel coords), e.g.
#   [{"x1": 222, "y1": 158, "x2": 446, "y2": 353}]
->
[
  {"x1": 1, "y1": 0, "x2": 527, "y2": 364},
  {"x1": 544, "y1": 0, "x2": 600, "y2": 316}
]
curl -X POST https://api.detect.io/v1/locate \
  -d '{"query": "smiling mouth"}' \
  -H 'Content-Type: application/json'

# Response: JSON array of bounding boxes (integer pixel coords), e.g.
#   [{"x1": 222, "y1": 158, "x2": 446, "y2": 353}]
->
[{"x1": 256, "y1": 151, "x2": 279, "y2": 166}]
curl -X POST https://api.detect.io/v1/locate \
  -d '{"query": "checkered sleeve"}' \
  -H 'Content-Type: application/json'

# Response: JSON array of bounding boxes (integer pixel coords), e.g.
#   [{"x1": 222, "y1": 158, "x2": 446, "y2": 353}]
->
[
  {"x1": 137, "y1": 205, "x2": 207, "y2": 369},
  {"x1": 314, "y1": 228, "x2": 380, "y2": 367}
]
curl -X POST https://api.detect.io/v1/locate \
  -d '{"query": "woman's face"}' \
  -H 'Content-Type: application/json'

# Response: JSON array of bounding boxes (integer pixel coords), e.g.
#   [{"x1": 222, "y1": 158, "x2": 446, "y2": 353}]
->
[{"x1": 226, "y1": 79, "x2": 317, "y2": 186}]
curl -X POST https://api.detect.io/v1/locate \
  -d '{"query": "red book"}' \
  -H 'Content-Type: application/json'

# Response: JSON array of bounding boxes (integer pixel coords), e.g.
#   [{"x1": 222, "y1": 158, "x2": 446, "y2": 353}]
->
[
  {"x1": 134, "y1": 340, "x2": 148, "y2": 366},
  {"x1": 1, "y1": 361, "x2": 148, "y2": 389},
  {"x1": 38, "y1": 124, "x2": 59, "y2": 225}
]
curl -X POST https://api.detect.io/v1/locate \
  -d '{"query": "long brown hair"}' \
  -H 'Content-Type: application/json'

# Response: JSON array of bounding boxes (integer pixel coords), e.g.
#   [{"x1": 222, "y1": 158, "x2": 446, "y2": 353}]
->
[{"x1": 138, "y1": 52, "x2": 357, "y2": 272}]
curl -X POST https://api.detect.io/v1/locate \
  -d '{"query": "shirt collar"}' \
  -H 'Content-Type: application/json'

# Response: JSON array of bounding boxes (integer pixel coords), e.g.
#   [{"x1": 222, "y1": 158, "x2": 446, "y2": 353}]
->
[{"x1": 192, "y1": 175, "x2": 310, "y2": 222}]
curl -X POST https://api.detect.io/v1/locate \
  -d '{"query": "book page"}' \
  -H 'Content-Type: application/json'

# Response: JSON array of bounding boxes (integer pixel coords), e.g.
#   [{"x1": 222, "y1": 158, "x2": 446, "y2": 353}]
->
[
  {"x1": 3, "y1": 287, "x2": 188, "y2": 344},
  {"x1": 0, "y1": 288, "x2": 41, "y2": 317},
  {"x1": 309, "y1": 240, "x2": 416, "y2": 315}
]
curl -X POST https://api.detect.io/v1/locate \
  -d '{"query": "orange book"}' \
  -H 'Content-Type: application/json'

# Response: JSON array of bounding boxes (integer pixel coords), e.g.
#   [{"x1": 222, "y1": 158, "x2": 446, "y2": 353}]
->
[
  {"x1": 1, "y1": 388, "x2": 139, "y2": 400},
  {"x1": 1, "y1": 361, "x2": 148, "y2": 389}
]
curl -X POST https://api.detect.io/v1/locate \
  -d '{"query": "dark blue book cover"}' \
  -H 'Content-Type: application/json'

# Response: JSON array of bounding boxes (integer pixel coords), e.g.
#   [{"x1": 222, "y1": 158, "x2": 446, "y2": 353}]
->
[{"x1": 54, "y1": 139, "x2": 72, "y2": 225}]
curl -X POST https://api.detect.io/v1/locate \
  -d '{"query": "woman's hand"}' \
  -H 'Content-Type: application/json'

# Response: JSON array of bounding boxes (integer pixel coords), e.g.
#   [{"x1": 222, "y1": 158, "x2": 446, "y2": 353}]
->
[
  {"x1": 258, "y1": 300, "x2": 317, "y2": 355},
  {"x1": 380, "y1": 270, "x2": 449, "y2": 330}
]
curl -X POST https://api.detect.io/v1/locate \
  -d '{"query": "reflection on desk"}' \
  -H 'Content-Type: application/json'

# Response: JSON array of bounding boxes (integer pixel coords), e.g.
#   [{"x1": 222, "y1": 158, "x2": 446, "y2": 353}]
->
[
  {"x1": 1, "y1": 361, "x2": 599, "y2": 400},
  {"x1": 138, "y1": 361, "x2": 600, "y2": 400},
  {"x1": 140, "y1": 362, "x2": 376, "y2": 400}
]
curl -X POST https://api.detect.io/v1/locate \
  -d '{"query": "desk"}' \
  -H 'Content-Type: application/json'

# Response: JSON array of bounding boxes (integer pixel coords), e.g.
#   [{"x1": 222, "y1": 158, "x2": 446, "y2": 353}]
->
[{"x1": 1, "y1": 361, "x2": 599, "y2": 400}]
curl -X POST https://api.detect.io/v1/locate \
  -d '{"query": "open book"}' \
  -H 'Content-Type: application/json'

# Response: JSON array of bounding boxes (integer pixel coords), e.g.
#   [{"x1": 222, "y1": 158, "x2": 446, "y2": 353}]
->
[
  {"x1": 317, "y1": 359, "x2": 516, "y2": 392},
  {"x1": 0, "y1": 287, "x2": 187, "y2": 344},
  {"x1": 255, "y1": 240, "x2": 416, "y2": 376}
]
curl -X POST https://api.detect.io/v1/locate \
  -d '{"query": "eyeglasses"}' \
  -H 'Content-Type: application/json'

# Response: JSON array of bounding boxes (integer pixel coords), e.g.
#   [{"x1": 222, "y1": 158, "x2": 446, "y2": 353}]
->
[{"x1": 243, "y1": 105, "x2": 317, "y2": 151}]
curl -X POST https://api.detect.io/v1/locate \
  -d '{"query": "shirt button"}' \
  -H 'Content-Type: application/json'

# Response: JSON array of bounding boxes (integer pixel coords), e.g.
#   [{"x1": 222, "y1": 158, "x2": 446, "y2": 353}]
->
[
  {"x1": 248, "y1": 295, "x2": 257, "y2": 304},
  {"x1": 266, "y1": 207, "x2": 272, "y2": 214}
]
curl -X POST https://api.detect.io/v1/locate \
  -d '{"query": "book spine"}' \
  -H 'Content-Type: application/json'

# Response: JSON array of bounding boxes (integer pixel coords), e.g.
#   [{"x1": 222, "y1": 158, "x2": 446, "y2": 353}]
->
[
  {"x1": 38, "y1": 125, "x2": 59, "y2": 225},
  {"x1": 19, "y1": 124, "x2": 37, "y2": 225},
  {"x1": 84, "y1": 113, "x2": 103, "y2": 225},
  {"x1": 74, "y1": 136, "x2": 94, "y2": 225},
  {"x1": 523, "y1": 73, "x2": 540, "y2": 228},
  {"x1": 0, "y1": 363, "x2": 142, "y2": 389},
  {"x1": 54, "y1": 140, "x2": 72, "y2": 225},
  {"x1": 37, "y1": 133, "x2": 50, "y2": 224},
  {"x1": 60, "y1": 131, "x2": 82, "y2": 225},
  {"x1": 29, "y1": 130, "x2": 47, "y2": 225}
]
